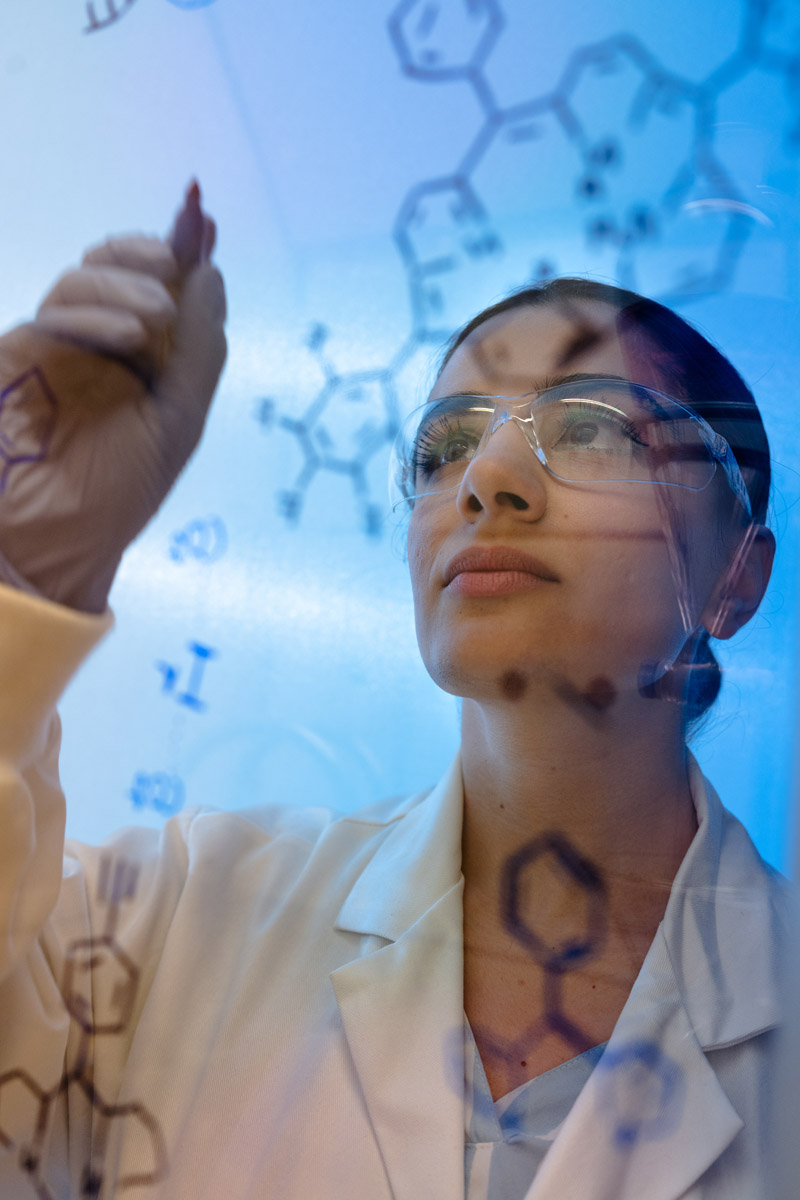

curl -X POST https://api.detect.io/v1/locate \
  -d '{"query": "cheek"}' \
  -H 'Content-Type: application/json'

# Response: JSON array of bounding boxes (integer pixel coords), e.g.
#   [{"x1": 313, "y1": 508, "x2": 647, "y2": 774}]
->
[
  {"x1": 406, "y1": 511, "x2": 425, "y2": 597},
  {"x1": 406, "y1": 508, "x2": 438, "y2": 625},
  {"x1": 561, "y1": 505, "x2": 684, "y2": 636}
]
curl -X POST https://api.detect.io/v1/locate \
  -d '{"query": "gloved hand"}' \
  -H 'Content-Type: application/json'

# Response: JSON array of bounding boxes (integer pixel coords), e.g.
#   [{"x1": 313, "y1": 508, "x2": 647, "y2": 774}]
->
[{"x1": 0, "y1": 182, "x2": 227, "y2": 614}]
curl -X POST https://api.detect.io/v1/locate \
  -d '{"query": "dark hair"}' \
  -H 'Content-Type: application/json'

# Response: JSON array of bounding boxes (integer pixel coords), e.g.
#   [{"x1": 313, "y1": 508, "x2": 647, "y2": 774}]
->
[{"x1": 437, "y1": 277, "x2": 773, "y2": 729}]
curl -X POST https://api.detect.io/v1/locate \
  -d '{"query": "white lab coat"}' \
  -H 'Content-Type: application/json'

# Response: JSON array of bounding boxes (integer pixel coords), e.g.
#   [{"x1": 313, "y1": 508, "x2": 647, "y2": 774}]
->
[{"x1": 0, "y1": 583, "x2": 787, "y2": 1199}]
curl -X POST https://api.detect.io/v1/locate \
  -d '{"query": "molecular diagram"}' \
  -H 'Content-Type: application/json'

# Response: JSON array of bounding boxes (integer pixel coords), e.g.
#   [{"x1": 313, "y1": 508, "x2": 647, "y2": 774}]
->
[
  {"x1": 155, "y1": 639, "x2": 218, "y2": 713},
  {"x1": 463, "y1": 832, "x2": 610, "y2": 1097},
  {"x1": 168, "y1": 516, "x2": 228, "y2": 565},
  {"x1": 0, "y1": 856, "x2": 168, "y2": 1197},
  {"x1": 460, "y1": 831, "x2": 686, "y2": 1144},
  {"x1": 0, "y1": 368, "x2": 58, "y2": 495},
  {"x1": 83, "y1": 0, "x2": 216, "y2": 35},
  {"x1": 595, "y1": 1039, "x2": 685, "y2": 1148},
  {"x1": 253, "y1": 0, "x2": 799, "y2": 536},
  {"x1": 80, "y1": 0, "x2": 799, "y2": 532},
  {"x1": 130, "y1": 769, "x2": 185, "y2": 816},
  {"x1": 254, "y1": 328, "x2": 402, "y2": 539}
]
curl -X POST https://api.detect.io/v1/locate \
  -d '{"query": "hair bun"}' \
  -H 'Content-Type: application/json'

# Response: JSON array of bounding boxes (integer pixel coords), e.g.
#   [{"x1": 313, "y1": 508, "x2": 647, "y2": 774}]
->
[{"x1": 681, "y1": 632, "x2": 722, "y2": 725}]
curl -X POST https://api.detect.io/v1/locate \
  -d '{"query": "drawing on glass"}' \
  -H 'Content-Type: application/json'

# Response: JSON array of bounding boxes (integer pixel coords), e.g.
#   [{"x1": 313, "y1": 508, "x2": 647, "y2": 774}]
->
[
  {"x1": 155, "y1": 640, "x2": 218, "y2": 713},
  {"x1": 0, "y1": 368, "x2": 58, "y2": 495},
  {"x1": 169, "y1": 516, "x2": 228, "y2": 564},
  {"x1": 0, "y1": 857, "x2": 167, "y2": 1197},
  {"x1": 256, "y1": 0, "x2": 794, "y2": 536},
  {"x1": 84, "y1": 0, "x2": 218, "y2": 33},
  {"x1": 595, "y1": 1039, "x2": 686, "y2": 1148},
  {"x1": 130, "y1": 770, "x2": 186, "y2": 816}
]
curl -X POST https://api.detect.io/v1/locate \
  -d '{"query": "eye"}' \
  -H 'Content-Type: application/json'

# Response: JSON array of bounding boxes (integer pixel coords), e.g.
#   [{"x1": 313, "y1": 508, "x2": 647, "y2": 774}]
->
[
  {"x1": 546, "y1": 401, "x2": 649, "y2": 454},
  {"x1": 563, "y1": 420, "x2": 603, "y2": 447},
  {"x1": 412, "y1": 417, "x2": 482, "y2": 479},
  {"x1": 409, "y1": 400, "x2": 489, "y2": 482}
]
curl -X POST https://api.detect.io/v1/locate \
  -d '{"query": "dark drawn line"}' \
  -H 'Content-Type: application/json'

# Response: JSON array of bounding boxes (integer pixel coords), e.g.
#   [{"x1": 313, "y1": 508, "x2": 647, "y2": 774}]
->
[{"x1": 84, "y1": 0, "x2": 141, "y2": 35}]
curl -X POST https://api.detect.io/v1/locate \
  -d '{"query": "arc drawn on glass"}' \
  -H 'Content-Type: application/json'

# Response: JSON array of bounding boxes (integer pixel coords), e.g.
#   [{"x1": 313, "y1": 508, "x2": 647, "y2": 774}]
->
[
  {"x1": 83, "y1": 0, "x2": 217, "y2": 33},
  {"x1": 168, "y1": 516, "x2": 228, "y2": 564},
  {"x1": 84, "y1": 0, "x2": 140, "y2": 34}
]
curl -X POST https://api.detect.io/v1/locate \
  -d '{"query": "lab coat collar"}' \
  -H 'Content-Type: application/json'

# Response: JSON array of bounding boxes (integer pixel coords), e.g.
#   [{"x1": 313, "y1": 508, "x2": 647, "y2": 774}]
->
[
  {"x1": 331, "y1": 755, "x2": 465, "y2": 1200},
  {"x1": 331, "y1": 880, "x2": 466, "y2": 1200},
  {"x1": 662, "y1": 753, "x2": 783, "y2": 1049},
  {"x1": 526, "y1": 925, "x2": 746, "y2": 1200},
  {"x1": 331, "y1": 758, "x2": 465, "y2": 1200},
  {"x1": 334, "y1": 749, "x2": 782, "y2": 1046},
  {"x1": 333, "y1": 751, "x2": 464, "y2": 943}
]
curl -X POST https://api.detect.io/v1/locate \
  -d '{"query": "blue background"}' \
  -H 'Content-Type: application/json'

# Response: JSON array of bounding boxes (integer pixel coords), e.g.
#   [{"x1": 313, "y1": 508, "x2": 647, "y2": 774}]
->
[{"x1": 3, "y1": 0, "x2": 797, "y2": 869}]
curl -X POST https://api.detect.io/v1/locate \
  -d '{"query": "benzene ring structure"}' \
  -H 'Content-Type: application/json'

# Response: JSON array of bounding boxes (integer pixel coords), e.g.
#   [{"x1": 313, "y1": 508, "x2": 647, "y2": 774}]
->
[{"x1": 0, "y1": 856, "x2": 169, "y2": 1197}]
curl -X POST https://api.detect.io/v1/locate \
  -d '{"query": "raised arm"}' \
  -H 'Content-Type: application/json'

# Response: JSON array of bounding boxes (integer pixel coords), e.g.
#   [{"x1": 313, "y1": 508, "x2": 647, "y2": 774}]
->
[{"x1": 0, "y1": 186, "x2": 227, "y2": 980}]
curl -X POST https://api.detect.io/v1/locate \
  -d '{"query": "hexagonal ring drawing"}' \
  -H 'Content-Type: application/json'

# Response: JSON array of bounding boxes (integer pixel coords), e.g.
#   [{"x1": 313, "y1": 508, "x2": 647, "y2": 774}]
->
[
  {"x1": 595, "y1": 1039, "x2": 686, "y2": 1148},
  {"x1": 62, "y1": 935, "x2": 139, "y2": 1036},
  {"x1": 501, "y1": 832, "x2": 608, "y2": 973},
  {"x1": 0, "y1": 367, "x2": 58, "y2": 493},
  {"x1": 389, "y1": 0, "x2": 504, "y2": 81}
]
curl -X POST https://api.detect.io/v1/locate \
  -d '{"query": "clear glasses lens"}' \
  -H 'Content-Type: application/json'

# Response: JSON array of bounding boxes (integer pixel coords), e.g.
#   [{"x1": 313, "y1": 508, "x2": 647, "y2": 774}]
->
[{"x1": 389, "y1": 380, "x2": 721, "y2": 508}]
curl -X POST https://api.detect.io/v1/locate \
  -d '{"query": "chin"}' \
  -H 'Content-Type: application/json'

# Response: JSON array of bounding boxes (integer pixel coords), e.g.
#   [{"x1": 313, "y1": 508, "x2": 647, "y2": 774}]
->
[{"x1": 420, "y1": 642, "x2": 534, "y2": 701}]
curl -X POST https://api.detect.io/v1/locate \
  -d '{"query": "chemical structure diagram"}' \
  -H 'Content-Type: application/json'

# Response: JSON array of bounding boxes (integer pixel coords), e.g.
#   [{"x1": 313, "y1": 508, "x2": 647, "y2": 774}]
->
[
  {"x1": 130, "y1": 769, "x2": 185, "y2": 816},
  {"x1": 455, "y1": 832, "x2": 685, "y2": 1148},
  {"x1": 0, "y1": 856, "x2": 168, "y2": 1198},
  {"x1": 130, "y1": 639, "x2": 216, "y2": 816},
  {"x1": 0, "y1": 368, "x2": 58, "y2": 495},
  {"x1": 595, "y1": 1039, "x2": 685, "y2": 1148},
  {"x1": 155, "y1": 639, "x2": 218, "y2": 714},
  {"x1": 80, "y1": 0, "x2": 799, "y2": 534},
  {"x1": 168, "y1": 516, "x2": 228, "y2": 565},
  {"x1": 465, "y1": 832, "x2": 611, "y2": 1097},
  {"x1": 253, "y1": 0, "x2": 799, "y2": 537}
]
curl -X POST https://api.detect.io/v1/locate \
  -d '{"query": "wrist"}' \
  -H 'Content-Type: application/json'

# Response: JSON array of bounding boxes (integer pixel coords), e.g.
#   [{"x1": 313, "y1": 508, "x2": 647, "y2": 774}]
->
[{"x1": 0, "y1": 550, "x2": 46, "y2": 599}]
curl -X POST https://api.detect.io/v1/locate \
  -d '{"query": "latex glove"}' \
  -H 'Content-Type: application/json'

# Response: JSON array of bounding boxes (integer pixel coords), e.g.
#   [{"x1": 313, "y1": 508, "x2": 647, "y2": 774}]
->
[{"x1": 0, "y1": 182, "x2": 227, "y2": 613}]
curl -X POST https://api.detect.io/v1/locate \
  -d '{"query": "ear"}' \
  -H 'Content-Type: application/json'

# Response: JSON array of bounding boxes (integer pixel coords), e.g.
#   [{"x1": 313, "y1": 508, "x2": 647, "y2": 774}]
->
[{"x1": 703, "y1": 524, "x2": 775, "y2": 641}]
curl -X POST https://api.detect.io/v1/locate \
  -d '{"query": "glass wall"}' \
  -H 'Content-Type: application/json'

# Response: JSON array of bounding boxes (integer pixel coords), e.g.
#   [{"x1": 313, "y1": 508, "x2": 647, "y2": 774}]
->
[{"x1": 0, "y1": 1, "x2": 796, "y2": 1196}]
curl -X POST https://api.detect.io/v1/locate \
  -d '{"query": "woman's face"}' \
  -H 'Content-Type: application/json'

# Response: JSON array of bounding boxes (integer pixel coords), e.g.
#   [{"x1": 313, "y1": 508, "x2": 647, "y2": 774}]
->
[{"x1": 406, "y1": 300, "x2": 734, "y2": 710}]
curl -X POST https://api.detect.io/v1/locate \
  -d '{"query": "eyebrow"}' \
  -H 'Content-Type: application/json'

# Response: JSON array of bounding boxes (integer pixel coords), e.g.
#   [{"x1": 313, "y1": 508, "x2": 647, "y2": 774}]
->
[{"x1": 430, "y1": 372, "x2": 634, "y2": 402}]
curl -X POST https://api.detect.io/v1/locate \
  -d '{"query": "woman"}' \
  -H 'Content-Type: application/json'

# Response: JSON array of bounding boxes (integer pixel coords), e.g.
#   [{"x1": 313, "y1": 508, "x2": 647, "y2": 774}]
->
[{"x1": 0, "y1": 185, "x2": 786, "y2": 1199}]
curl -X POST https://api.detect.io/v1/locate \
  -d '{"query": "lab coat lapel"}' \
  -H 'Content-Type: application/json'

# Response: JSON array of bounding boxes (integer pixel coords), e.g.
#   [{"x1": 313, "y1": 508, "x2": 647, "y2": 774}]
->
[
  {"x1": 331, "y1": 755, "x2": 466, "y2": 1200},
  {"x1": 525, "y1": 759, "x2": 781, "y2": 1200},
  {"x1": 524, "y1": 927, "x2": 743, "y2": 1200}
]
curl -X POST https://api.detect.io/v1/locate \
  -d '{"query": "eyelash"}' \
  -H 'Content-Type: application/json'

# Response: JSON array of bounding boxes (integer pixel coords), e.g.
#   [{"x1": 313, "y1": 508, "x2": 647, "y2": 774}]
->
[
  {"x1": 411, "y1": 415, "x2": 481, "y2": 477},
  {"x1": 553, "y1": 402, "x2": 649, "y2": 447}
]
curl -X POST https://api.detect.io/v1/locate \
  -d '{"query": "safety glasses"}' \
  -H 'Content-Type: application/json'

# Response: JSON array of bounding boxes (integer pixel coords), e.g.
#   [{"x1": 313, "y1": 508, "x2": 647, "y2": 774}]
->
[{"x1": 389, "y1": 377, "x2": 752, "y2": 519}]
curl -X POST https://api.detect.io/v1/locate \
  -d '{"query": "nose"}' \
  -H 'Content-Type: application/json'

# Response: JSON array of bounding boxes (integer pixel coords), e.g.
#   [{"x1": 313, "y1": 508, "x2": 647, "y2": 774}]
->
[{"x1": 455, "y1": 415, "x2": 548, "y2": 521}]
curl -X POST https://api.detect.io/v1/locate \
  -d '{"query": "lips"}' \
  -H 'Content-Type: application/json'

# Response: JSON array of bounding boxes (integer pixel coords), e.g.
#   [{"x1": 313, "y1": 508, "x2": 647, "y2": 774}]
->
[{"x1": 443, "y1": 546, "x2": 560, "y2": 586}]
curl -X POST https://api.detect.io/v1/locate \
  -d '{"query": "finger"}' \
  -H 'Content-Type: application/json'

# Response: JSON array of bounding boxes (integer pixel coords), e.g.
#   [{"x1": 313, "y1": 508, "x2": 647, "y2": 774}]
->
[
  {"x1": 169, "y1": 181, "x2": 205, "y2": 272},
  {"x1": 83, "y1": 236, "x2": 179, "y2": 284},
  {"x1": 38, "y1": 266, "x2": 177, "y2": 329},
  {"x1": 202, "y1": 215, "x2": 217, "y2": 261},
  {"x1": 157, "y1": 263, "x2": 227, "y2": 452},
  {"x1": 33, "y1": 305, "x2": 148, "y2": 355}
]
